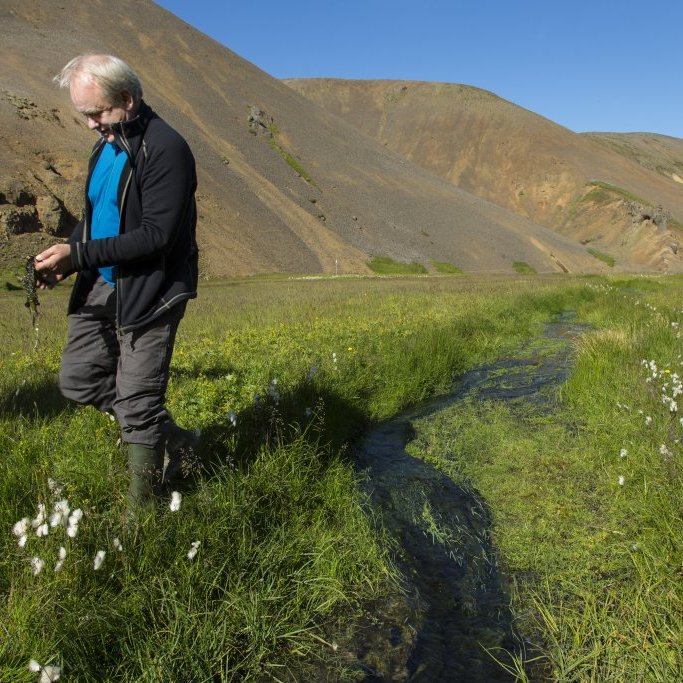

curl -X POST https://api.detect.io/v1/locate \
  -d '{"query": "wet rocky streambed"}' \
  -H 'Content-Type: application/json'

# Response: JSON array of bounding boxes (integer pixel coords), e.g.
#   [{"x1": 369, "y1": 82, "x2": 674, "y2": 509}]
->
[{"x1": 348, "y1": 314, "x2": 586, "y2": 682}]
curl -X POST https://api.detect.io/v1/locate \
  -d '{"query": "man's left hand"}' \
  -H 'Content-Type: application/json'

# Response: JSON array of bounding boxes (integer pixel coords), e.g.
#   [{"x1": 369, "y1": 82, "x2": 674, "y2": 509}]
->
[{"x1": 35, "y1": 243, "x2": 73, "y2": 279}]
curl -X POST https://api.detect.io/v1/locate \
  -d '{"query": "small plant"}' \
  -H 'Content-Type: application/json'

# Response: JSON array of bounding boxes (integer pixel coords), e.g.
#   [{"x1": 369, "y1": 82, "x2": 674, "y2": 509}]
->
[
  {"x1": 367, "y1": 256, "x2": 427, "y2": 275},
  {"x1": 269, "y1": 139, "x2": 316, "y2": 185},
  {"x1": 512, "y1": 261, "x2": 537, "y2": 274},
  {"x1": 432, "y1": 261, "x2": 462, "y2": 275},
  {"x1": 587, "y1": 248, "x2": 615, "y2": 267}
]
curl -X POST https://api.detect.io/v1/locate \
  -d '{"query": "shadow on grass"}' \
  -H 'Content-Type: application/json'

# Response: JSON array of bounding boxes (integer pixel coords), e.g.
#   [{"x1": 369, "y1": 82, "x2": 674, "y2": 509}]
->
[
  {"x1": 0, "y1": 377, "x2": 70, "y2": 419},
  {"x1": 196, "y1": 379, "x2": 368, "y2": 479}
]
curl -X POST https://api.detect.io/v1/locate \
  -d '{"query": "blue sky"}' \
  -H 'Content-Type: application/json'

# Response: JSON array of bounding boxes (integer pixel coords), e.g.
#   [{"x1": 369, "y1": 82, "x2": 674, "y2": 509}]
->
[{"x1": 155, "y1": 0, "x2": 683, "y2": 138}]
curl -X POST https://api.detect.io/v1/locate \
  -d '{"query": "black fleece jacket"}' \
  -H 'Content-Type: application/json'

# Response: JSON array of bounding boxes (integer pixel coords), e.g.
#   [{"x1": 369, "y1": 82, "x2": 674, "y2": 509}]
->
[{"x1": 68, "y1": 101, "x2": 198, "y2": 332}]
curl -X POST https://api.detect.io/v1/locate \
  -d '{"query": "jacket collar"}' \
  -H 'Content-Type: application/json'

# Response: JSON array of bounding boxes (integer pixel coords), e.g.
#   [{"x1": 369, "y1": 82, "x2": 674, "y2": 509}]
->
[{"x1": 110, "y1": 100, "x2": 155, "y2": 166}]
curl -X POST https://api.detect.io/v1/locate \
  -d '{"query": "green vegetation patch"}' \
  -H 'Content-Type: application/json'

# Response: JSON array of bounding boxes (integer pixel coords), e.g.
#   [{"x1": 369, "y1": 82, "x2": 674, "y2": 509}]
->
[
  {"x1": 431, "y1": 260, "x2": 463, "y2": 274},
  {"x1": 512, "y1": 261, "x2": 537, "y2": 274},
  {"x1": 269, "y1": 139, "x2": 316, "y2": 185},
  {"x1": 583, "y1": 180, "x2": 647, "y2": 206},
  {"x1": 405, "y1": 276, "x2": 683, "y2": 679},
  {"x1": 367, "y1": 256, "x2": 428, "y2": 275},
  {"x1": 587, "y1": 247, "x2": 616, "y2": 267},
  {"x1": 0, "y1": 273, "x2": 649, "y2": 680}
]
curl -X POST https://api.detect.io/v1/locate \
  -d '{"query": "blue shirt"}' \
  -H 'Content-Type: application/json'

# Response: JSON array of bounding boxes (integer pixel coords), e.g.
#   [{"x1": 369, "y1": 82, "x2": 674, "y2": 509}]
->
[{"x1": 88, "y1": 142, "x2": 127, "y2": 285}]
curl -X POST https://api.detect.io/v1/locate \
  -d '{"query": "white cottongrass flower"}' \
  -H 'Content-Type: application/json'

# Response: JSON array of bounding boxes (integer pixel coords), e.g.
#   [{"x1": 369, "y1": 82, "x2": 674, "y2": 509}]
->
[
  {"x1": 54, "y1": 547, "x2": 67, "y2": 572},
  {"x1": 646, "y1": 416, "x2": 653, "y2": 426},
  {"x1": 332, "y1": 352, "x2": 337, "y2": 364},
  {"x1": 28, "y1": 659, "x2": 61, "y2": 682},
  {"x1": 618, "y1": 475, "x2": 625, "y2": 486},
  {"x1": 49, "y1": 500, "x2": 70, "y2": 528},
  {"x1": 187, "y1": 540, "x2": 201, "y2": 560},
  {"x1": 619, "y1": 448, "x2": 628, "y2": 458},
  {"x1": 13, "y1": 517, "x2": 30, "y2": 538},
  {"x1": 31, "y1": 504, "x2": 46, "y2": 529},
  {"x1": 31, "y1": 557, "x2": 45, "y2": 576},
  {"x1": 18, "y1": 534, "x2": 28, "y2": 548},
  {"x1": 169, "y1": 491, "x2": 182, "y2": 512},
  {"x1": 113, "y1": 537, "x2": 123, "y2": 552},
  {"x1": 47, "y1": 478, "x2": 64, "y2": 498},
  {"x1": 66, "y1": 509, "x2": 83, "y2": 537},
  {"x1": 660, "y1": 444, "x2": 673, "y2": 458},
  {"x1": 93, "y1": 550, "x2": 106, "y2": 571},
  {"x1": 36, "y1": 523, "x2": 49, "y2": 538},
  {"x1": 227, "y1": 410, "x2": 237, "y2": 427},
  {"x1": 268, "y1": 378, "x2": 280, "y2": 404}
]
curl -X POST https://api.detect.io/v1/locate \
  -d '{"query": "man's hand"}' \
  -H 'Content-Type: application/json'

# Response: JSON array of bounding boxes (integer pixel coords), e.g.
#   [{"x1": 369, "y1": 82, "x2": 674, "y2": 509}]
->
[{"x1": 34, "y1": 244, "x2": 73, "y2": 289}]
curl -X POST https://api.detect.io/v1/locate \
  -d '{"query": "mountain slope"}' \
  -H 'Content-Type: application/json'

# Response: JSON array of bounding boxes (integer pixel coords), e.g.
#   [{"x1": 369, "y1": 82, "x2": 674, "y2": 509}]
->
[
  {"x1": 1, "y1": 1, "x2": 621, "y2": 276},
  {"x1": 285, "y1": 78, "x2": 683, "y2": 272}
]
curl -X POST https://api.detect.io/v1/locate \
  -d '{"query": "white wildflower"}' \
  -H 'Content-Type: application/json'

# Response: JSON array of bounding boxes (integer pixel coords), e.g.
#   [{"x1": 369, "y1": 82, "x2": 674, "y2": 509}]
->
[
  {"x1": 332, "y1": 352, "x2": 337, "y2": 364},
  {"x1": 54, "y1": 547, "x2": 67, "y2": 573},
  {"x1": 268, "y1": 378, "x2": 280, "y2": 404},
  {"x1": 31, "y1": 504, "x2": 46, "y2": 529},
  {"x1": 31, "y1": 556, "x2": 45, "y2": 576},
  {"x1": 187, "y1": 540, "x2": 201, "y2": 560},
  {"x1": 660, "y1": 444, "x2": 673, "y2": 458},
  {"x1": 93, "y1": 550, "x2": 106, "y2": 571},
  {"x1": 29, "y1": 660, "x2": 61, "y2": 683},
  {"x1": 113, "y1": 537, "x2": 123, "y2": 552},
  {"x1": 41, "y1": 664, "x2": 61, "y2": 682},
  {"x1": 227, "y1": 410, "x2": 237, "y2": 427},
  {"x1": 18, "y1": 534, "x2": 28, "y2": 548},
  {"x1": 13, "y1": 517, "x2": 30, "y2": 538},
  {"x1": 618, "y1": 475, "x2": 625, "y2": 486},
  {"x1": 619, "y1": 448, "x2": 628, "y2": 458},
  {"x1": 169, "y1": 491, "x2": 182, "y2": 512},
  {"x1": 36, "y1": 523, "x2": 49, "y2": 538},
  {"x1": 646, "y1": 416, "x2": 653, "y2": 426},
  {"x1": 47, "y1": 478, "x2": 63, "y2": 498},
  {"x1": 50, "y1": 500, "x2": 70, "y2": 527},
  {"x1": 66, "y1": 508, "x2": 83, "y2": 537}
]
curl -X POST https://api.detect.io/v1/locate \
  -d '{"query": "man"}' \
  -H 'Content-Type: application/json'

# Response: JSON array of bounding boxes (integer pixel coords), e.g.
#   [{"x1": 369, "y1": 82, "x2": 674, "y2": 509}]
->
[{"x1": 35, "y1": 54, "x2": 199, "y2": 510}]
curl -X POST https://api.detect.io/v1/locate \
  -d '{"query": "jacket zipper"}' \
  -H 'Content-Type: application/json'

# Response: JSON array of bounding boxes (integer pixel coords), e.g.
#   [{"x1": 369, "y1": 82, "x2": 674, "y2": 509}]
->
[{"x1": 113, "y1": 123, "x2": 135, "y2": 332}]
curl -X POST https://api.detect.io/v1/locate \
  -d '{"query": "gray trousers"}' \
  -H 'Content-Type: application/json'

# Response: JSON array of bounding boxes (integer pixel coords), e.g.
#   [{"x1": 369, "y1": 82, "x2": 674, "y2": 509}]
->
[{"x1": 59, "y1": 278, "x2": 186, "y2": 447}]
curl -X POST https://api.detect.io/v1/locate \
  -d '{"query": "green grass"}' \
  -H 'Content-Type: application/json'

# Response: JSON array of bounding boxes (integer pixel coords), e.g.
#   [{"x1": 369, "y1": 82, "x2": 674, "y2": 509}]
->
[
  {"x1": 587, "y1": 247, "x2": 616, "y2": 267},
  {"x1": 4, "y1": 274, "x2": 683, "y2": 679},
  {"x1": 404, "y1": 276, "x2": 683, "y2": 680},
  {"x1": 431, "y1": 260, "x2": 463, "y2": 274},
  {"x1": 367, "y1": 256, "x2": 427, "y2": 275},
  {"x1": 268, "y1": 139, "x2": 316, "y2": 185},
  {"x1": 512, "y1": 261, "x2": 537, "y2": 274},
  {"x1": 583, "y1": 180, "x2": 647, "y2": 205}
]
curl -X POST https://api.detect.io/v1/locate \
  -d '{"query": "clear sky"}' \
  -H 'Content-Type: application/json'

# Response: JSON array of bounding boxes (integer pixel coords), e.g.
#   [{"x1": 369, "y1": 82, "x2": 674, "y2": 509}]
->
[{"x1": 154, "y1": 0, "x2": 683, "y2": 139}]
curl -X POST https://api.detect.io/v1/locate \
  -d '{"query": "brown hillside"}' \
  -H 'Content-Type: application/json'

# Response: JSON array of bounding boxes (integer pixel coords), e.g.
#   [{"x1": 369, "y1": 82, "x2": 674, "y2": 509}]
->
[
  {"x1": 285, "y1": 78, "x2": 683, "y2": 272},
  {"x1": 1, "y1": 1, "x2": 621, "y2": 277}
]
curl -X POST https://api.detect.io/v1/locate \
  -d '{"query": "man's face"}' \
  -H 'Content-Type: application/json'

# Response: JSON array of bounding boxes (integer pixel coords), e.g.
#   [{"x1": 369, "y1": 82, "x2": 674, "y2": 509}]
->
[{"x1": 70, "y1": 76, "x2": 135, "y2": 143}]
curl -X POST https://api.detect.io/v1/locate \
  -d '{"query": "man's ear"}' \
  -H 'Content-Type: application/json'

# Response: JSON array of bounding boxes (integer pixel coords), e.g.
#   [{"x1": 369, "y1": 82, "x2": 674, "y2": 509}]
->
[{"x1": 121, "y1": 90, "x2": 135, "y2": 111}]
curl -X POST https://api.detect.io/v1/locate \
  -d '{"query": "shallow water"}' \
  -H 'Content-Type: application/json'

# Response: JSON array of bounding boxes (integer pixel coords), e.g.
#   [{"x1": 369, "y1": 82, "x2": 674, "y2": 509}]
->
[{"x1": 352, "y1": 314, "x2": 587, "y2": 682}]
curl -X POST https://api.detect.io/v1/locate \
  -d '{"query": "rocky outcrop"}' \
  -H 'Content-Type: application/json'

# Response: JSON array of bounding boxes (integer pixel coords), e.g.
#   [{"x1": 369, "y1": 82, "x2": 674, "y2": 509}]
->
[{"x1": 0, "y1": 177, "x2": 72, "y2": 238}]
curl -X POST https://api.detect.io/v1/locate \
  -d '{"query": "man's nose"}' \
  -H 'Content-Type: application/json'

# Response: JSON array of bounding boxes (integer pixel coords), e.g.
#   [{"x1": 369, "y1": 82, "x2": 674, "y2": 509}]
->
[{"x1": 86, "y1": 116, "x2": 100, "y2": 130}]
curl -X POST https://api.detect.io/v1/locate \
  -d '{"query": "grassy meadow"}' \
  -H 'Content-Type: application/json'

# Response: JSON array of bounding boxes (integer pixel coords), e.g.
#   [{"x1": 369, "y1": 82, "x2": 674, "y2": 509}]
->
[{"x1": 1, "y1": 271, "x2": 683, "y2": 680}]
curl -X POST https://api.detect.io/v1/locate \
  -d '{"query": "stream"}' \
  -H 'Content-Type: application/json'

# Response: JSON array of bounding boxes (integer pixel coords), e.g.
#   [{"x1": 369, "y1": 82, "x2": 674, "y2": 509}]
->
[{"x1": 350, "y1": 313, "x2": 586, "y2": 682}]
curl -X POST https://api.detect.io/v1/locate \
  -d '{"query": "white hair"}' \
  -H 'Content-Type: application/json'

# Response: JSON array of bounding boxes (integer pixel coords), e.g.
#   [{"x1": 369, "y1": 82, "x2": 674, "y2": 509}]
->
[{"x1": 54, "y1": 54, "x2": 143, "y2": 105}]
